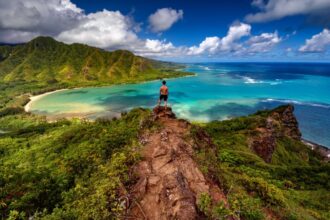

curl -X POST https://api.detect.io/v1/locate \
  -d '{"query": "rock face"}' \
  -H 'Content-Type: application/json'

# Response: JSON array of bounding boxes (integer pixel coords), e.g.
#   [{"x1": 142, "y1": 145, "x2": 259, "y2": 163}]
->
[
  {"x1": 250, "y1": 105, "x2": 302, "y2": 163},
  {"x1": 125, "y1": 105, "x2": 304, "y2": 217},
  {"x1": 127, "y1": 107, "x2": 226, "y2": 219},
  {"x1": 273, "y1": 105, "x2": 301, "y2": 140},
  {"x1": 153, "y1": 106, "x2": 176, "y2": 119},
  {"x1": 251, "y1": 118, "x2": 277, "y2": 163}
]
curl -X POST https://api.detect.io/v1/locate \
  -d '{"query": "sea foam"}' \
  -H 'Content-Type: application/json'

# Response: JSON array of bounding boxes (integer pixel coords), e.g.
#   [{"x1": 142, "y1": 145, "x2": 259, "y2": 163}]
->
[{"x1": 262, "y1": 98, "x2": 330, "y2": 109}]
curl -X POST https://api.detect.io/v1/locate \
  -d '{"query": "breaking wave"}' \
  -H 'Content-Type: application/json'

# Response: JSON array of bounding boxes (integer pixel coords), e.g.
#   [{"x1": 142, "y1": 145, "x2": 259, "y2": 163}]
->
[
  {"x1": 262, "y1": 98, "x2": 330, "y2": 109},
  {"x1": 242, "y1": 76, "x2": 282, "y2": 85}
]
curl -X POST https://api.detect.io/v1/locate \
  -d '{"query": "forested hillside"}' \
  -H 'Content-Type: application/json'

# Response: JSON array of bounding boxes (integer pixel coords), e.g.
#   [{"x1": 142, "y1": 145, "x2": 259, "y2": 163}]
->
[{"x1": 0, "y1": 36, "x2": 188, "y2": 84}]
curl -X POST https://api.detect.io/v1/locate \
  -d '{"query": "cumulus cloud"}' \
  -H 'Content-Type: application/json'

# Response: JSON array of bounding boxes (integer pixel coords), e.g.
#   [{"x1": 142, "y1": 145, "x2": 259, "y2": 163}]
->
[
  {"x1": 0, "y1": 1, "x2": 185, "y2": 57},
  {"x1": 188, "y1": 37, "x2": 221, "y2": 55},
  {"x1": 0, "y1": 0, "x2": 282, "y2": 59},
  {"x1": 0, "y1": 0, "x2": 143, "y2": 50},
  {"x1": 245, "y1": 0, "x2": 330, "y2": 23},
  {"x1": 246, "y1": 31, "x2": 281, "y2": 53},
  {"x1": 145, "y1": 39, "x2": 174, "y2": 52},
  {"x1": 57, "y1": 10, "x2": 139, "y2": 49},
  {"x1": 148, "y1": 8, "x2": 183, "y2": 33},
  {"x1": 299, "y1": 29, "x2": 330, "y2": 52},
  {"x1": 0, "y1": 29, "x2": 39, "y2": 44},
  {"x1": 221, "y1": 22, "x2": 251, "y2": 50},
  {"x1": 0, "y1": 0, "x2": 83, "y2": 42},
  {"x1": 188, "y1": 23, "x2": 251, "y2": 55},
  {"x1": 143, "y1": 22, "x2": 277, "y2": 58}
]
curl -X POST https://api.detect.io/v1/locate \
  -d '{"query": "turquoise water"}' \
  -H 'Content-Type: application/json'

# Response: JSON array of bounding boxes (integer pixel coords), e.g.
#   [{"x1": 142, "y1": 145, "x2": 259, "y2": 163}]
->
[{"x1": 29, "y1": 63, "x2": 330, "y2": 147}]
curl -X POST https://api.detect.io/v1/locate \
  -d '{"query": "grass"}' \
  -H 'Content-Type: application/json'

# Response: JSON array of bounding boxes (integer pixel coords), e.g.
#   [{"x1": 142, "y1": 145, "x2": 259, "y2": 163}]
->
[
  {"x1": 192, "y1": 110, "x2": 330, "y2": 220},
  {"x1": 0, "y1": 109, "x2": 153, "y2": 219}
]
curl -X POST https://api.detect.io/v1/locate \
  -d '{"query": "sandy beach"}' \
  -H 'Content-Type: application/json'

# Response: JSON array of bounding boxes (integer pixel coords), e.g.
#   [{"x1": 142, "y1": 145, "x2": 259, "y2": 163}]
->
[{"x1": 24, "y1": 89, "x2": 69, "y2": 112}]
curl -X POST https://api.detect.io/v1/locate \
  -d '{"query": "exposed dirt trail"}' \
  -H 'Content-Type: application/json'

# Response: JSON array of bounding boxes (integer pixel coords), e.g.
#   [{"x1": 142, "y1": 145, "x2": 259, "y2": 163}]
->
[{"x1": 127, "y1": 107, "x2": 226, "y2": 219}]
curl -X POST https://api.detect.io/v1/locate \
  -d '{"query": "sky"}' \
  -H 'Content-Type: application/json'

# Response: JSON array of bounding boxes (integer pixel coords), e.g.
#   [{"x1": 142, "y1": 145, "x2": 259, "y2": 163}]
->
[{"x1": 0, "y1": 0, "x2": 330, "y2": 62}]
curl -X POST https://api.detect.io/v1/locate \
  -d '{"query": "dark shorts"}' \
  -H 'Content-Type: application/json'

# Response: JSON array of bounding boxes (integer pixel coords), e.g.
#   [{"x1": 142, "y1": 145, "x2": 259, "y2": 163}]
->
[{"x1": 159, "y1": 94, "x2": 168, "y2": 101}]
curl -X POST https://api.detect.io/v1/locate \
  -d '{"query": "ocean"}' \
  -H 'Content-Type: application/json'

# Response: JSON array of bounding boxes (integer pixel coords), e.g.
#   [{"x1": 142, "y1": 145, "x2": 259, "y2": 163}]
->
[{"x1": 28, "y1": 63, "x2": 330, "y2": 147}]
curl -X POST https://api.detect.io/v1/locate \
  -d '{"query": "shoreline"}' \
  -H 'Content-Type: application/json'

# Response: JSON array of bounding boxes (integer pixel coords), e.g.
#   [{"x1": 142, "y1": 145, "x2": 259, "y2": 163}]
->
[
  {"x1": 24, "y1": 88, "x2": 69, "y2": 112},
  {"x1": 23, "y1": 88, "x2": 330, "y2": 152},
  {"x1": 302, "y1": 139, "x2": 330, "y2": 161},
  {"x1": 24, "y1": 73, "x2": 197, "y2": 113}
]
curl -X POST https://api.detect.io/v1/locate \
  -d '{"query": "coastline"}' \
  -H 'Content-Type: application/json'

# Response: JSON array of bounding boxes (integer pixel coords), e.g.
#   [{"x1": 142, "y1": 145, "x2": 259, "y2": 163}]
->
[
  {"x1": 302, "y1": 139, "x2": 330, "y2": 161},
  {"x1": 24, "y1": 88, "x2": 69, "y2": 112},
  {"x1": 23, "y1": 73, "x2": 197, "y2": 113},
  {"x1": 23, "y1": 86, "x2": 330, "y2": 153}
]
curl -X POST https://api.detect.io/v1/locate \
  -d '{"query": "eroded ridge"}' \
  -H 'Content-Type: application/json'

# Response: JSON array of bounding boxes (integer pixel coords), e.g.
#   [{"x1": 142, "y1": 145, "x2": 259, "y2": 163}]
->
[{"x1": 128, "y1": 106, "x2": 226, "y2": 219}]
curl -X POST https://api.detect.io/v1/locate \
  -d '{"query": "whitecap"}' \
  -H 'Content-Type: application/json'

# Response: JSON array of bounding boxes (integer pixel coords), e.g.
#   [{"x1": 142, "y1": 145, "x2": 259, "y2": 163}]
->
[
  {"x1": 243, "y1": 76, "x2": 263, "y2": 84},
  {"x1": 261, "y1": 98, "x2": 330, "y2": 109},
  {"x1": 202, "y1": 66, "x2": 211, "y2": 71},
  {"x1": 241, "y1": 76, "x2": 284, "y2": 85}
]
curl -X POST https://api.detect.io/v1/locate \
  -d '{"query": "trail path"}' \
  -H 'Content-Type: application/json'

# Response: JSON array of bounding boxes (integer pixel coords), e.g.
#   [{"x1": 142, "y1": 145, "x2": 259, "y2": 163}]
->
[{"x1": 128, "y1": 107, "x2": 226, "y2": 219}]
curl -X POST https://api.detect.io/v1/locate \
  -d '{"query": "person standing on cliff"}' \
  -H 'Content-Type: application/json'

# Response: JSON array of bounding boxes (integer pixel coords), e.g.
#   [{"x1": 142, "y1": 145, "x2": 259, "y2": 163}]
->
[{"x1": 158, "y1": 80, "x2": 169, "y2": 109}]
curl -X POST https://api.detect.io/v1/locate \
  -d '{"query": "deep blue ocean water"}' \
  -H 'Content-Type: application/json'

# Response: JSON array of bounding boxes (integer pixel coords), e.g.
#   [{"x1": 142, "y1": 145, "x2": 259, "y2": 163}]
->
[{"x1": 29, "y1": 63, "x2": 330, "y2": 147}]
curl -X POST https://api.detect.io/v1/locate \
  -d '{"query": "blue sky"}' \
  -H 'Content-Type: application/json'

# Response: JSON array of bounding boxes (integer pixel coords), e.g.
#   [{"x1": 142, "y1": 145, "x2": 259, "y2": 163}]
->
[{"x1": 1, "y1": 0, "x2": 330, "y2": 62}]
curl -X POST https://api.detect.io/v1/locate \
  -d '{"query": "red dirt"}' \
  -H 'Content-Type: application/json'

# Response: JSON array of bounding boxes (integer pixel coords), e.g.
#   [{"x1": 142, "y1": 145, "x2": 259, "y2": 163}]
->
[{"x1": 127, "y1": 106, "x2": 226, "y2": 219}]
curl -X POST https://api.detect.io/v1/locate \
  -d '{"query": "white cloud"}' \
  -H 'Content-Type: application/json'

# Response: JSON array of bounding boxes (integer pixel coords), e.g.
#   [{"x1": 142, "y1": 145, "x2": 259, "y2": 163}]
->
[
  {"x1": 0, "y1": 1, "x2": 184, "y2": 57},
  {"x1": 0, "y1": 0, "x2": 83, "y2": 42},
  {"x1": 0, "y1": 0, "x2": 283, "y2": 59},
  {"x1": 246, "y1": 31, "x2": 281, "y2": 53},
  {"x1": 57, "y1": 10, "x2": 139, "y2": 49},
  {"x1": 0, "y1": 0, "x2": 144, "y2": 52},
  {"x1": 135, "y1": 39, "x2": 189, "y2": 58},
  {"x1": 188, "y1": 37, "x2": 221, "y2": 55},
  {"x1": 221, "y1": 22, "x2": 251, "y2": 51},
  {"x1": 299, "y1": 29, "x2": 330, "y2": 52},
  {"x1": 245, "y1": 0, "x2": 330, "y2": 23},
  {"x1": 0, "y1": 29, "x2": 39, "y2": 44},
  {"x1": 188, "y1": 23, "x2": 251, "y2": 55},
  {"x1": 148, "y1": 8, "x2": 183, "y2": 33},
  {"x1": 145, "y1": 39, "x2": 174, "y2": 52}
]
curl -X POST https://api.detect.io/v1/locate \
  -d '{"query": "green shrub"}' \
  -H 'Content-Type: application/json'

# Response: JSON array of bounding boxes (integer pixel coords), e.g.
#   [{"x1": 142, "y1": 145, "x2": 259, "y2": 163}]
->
[
  {"x1": 228, "y1": 193, "x2": 265, "y2": 220},
  {"x1": 241, "y1": 176, "x2": 287, "y2": 207},
  {"x1": 197, "y1": 193, "x2": 232, "y2": 219},
  {"x1": 0, "y1": 108, "x2": 151, "y2": 219},
  {"x1": 197, "y1": 192, "x2": 212, "y2": 215}
]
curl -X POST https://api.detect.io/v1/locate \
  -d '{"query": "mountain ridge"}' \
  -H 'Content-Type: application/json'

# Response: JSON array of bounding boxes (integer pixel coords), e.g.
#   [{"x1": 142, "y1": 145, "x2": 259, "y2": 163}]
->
[{"x1": 0, "y1": 36, "x2": 190, "y2": 85}]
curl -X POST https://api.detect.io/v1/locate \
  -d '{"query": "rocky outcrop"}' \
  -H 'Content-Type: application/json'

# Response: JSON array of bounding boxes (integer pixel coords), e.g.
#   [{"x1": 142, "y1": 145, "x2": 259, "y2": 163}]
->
[
  {"x1": 127, "y1": 107, "x2": 226, "y2": 219},
  {"x1": 250, "y1": 105, "x2": 301, "y2": 163},
  {"x1": 153, "y1": 106, "x2": 176, "y2": 119},
  {"x1": 270, "y1": 104, "x2": 301, "y2": 140},
  {"x1": 125, "y1": 105, "x2": 308, "y2": 218},
  {"x1": 250, "y1": 118, "x2": 277, "y2": 163}
]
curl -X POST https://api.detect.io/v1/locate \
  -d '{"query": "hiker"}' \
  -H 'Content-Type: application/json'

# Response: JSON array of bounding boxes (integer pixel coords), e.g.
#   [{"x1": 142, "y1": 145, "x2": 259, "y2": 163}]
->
[{"x1": 158, "y1": 80, "x2": 168, "y2": 108}]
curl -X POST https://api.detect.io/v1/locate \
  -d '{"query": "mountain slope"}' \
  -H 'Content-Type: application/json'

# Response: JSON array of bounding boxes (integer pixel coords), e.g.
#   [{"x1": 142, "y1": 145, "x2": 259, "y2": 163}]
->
[
  {"x1": 0, "y1": 36, "x2": 189, "y2": 85},
  {"x1": 0, "y1": 105, "x2": 328, "y2": 219}
]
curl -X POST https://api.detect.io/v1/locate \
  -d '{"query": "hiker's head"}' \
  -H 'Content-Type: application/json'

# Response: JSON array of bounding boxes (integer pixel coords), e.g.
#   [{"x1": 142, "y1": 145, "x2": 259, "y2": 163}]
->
[{"x1": 162, "y1": 80, "x2": 166, "y2": 85}]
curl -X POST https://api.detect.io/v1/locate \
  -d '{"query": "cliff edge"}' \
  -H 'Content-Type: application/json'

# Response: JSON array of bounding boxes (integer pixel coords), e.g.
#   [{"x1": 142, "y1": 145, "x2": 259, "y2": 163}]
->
[{"x1": 124, "y1": 105, "x2": 329, "y2": 219}]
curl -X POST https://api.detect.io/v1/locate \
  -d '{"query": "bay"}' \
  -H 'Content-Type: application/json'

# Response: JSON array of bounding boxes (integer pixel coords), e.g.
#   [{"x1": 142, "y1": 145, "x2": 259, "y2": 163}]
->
[{"x1": 28, "y1": 63, "x2": 330, "y2": 147}]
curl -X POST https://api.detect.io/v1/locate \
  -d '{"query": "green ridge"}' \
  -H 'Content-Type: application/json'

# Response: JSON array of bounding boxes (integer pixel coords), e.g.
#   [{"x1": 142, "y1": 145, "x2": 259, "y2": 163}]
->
[
  {"x1": 0, "y1": 106, "x2": 329, "y2": 219},
  {"x1": 0, "y1": 36, "x2": 190, "y2": 85}
]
